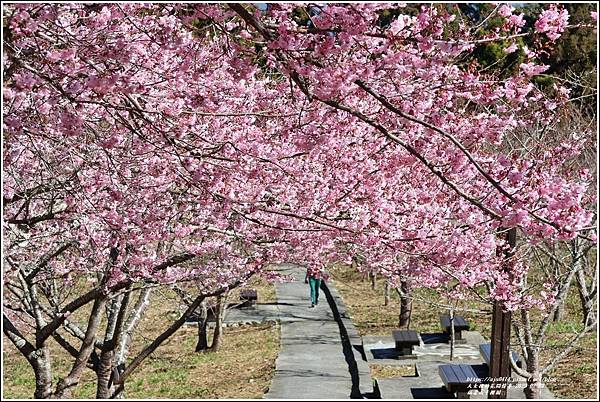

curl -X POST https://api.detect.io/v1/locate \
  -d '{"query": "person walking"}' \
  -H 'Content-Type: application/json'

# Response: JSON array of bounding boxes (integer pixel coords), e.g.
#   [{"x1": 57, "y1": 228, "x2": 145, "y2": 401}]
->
[{"x1": 305, "y1": 265, "x2": 329, "y2": 308}]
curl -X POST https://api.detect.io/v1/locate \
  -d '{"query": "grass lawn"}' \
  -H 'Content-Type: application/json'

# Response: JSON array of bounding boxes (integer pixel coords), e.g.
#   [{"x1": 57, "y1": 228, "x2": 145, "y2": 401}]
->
[
  {"x1": 2, "y1": 275, "x2": 280, "y2": 399},
  {"x1": 329, "y1": 263, "x2": 597, "y2": 399}
]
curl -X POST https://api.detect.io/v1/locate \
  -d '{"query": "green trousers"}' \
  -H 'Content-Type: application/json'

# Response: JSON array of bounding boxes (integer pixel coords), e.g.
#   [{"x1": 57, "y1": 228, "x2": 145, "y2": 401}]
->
[{"x1": 309, "y1": 277, "x2": 322, "y2": 305}]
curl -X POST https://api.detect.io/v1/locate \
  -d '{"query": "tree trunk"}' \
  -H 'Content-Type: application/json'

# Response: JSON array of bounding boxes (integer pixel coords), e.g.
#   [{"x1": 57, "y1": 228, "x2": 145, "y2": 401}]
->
[
  {"x1": 95, "y1": 349, "x2": 115, "y2": 399},
  {"x1": 384, "y1": 281, "x2": 390, "y2": 306},
  {"x1": 575, "y1": 265, "x2": 596, "y2": 328},
  {"x1": 95, "y1": 354, "x2": 125, "y2": 399},
  {"x1": 105, "y1": 287, "x2": 151, "y2": 399},
  {"x1": 54, "y1": 297, "x2": 106, "y2": 398},
  {"x1": 398, "y1": 280, "x2": 412, "y2": 329},
  {"x1": 195, "y1": 299, "x2": 210, "y2": 352},
  {"x1": 350, "y1": 255, "x2": 364, "y2": 281},
  {"x1": 117, "y1": 288, "x2": 152, "y2": 363},
  {"x1": 96, "y1": 287, "x2": 133, "y2": 399},
  {"x1": 209, "y1": 292, "x2": 228, "y2": 352},
  {"x1": 3, "y1": 315, "x2": 52, "y2": 398},
  {"x1": 552, "y1": 296, "x2": 567, "y2": 322},
  {"x1": 581, "y1": 294, "x2": 596, "y2": 329},
  {"x1": 524, "y1": 348, "x2": 541, "y2": 399},
  {"x1": 33, "y1": 347, "x2": 53, "y2": 399},
  {"x1": 115, "y1": 294, "x2": 207, "y2": 385},
  {"x1": 552, "y1": 258, "x2": 571, "y2": 322},
  {"x1": 370, "y1": 272, "x2": 377, "y2": 290},
  {"x1": 549, "y1": 244, "x2": 566, "y2": 322}
]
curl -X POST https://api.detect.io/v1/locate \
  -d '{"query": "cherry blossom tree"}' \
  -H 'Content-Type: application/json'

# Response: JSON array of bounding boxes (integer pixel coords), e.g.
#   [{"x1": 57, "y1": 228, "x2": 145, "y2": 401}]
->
[
  {"x1": 3, "y1": 3, "x2": 284, "y2": 397},
  {"x1": 3, "y1": 2, "x2": 597, "y2": 399}
]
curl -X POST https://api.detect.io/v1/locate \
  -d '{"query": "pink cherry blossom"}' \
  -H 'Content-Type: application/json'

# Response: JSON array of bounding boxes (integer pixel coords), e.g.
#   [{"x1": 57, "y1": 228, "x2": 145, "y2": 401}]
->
[
  {"x1": 2, "y1": 3, "x2": 595, "y2": 328},
  {"x1": 535, "y1": 4, "x2": 569, "y2": 41}
]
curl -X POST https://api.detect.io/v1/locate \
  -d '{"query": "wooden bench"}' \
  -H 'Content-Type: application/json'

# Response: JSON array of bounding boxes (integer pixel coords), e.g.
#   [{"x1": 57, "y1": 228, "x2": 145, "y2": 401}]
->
[
  {"x1": 440, "y1": 315, "x2": 470, "y2": 341},
  {"x1": 479, "y1": 343, "x2": 522, "y2": 369},
  {"x1": 438, "y1": 364, "x2": 481, "y2": 399},
  {"x1": 240, "y1": 289, "x2": 258, "y2": 308},
  {"x1": 392, "y1": 330, "x2": 420, "y2": 356}
]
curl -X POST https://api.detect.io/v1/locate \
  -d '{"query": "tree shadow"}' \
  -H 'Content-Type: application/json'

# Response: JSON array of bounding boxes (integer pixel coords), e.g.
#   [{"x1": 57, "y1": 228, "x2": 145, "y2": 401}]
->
[
  {"x1": 410, "y1": 387, "x2": 455, "y2": 399},
  {"x1": 420, "y1": 332, "x2": 450, "y2": 344}
]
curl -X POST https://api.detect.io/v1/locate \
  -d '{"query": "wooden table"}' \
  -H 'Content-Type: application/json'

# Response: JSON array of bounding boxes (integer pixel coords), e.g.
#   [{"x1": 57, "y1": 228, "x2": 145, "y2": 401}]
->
[
  {"x1": 440, "y1": 315, "x2": 470, "y2": 340},
  {"x1": 391, "y1": 330, "x2": 420, "y2": 356},
  {"x1": 240, "y1": 289, "x2": 258, "y2": 308}
]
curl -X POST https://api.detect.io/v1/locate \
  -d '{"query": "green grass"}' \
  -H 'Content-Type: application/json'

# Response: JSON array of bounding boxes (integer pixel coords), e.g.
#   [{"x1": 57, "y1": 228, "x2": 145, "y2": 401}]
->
[{"x1": 573, "y1": 364, "x2": 595, "y2": 374}]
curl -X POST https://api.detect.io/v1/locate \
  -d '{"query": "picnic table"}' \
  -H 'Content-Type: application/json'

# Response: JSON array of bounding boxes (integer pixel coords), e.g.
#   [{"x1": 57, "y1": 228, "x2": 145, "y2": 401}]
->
[
  {"x1": 391, "y1": 329, "x2": 420, "y2": 356},
  {"x1": 438, "y1": 363, "x2": 481, "y2": 399},
  {"x1": 240, "y1": 289, "x2": 258, "y2": 308},
  {"x1": 440, "y1": 315, "x2": 470, "y2": 341}
]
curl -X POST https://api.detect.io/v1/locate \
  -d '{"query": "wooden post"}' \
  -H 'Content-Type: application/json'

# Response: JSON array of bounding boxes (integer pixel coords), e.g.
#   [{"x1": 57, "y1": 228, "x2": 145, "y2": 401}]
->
[
  {"x1": 488, "y1": 227, "x2": 516, "y2": 399},
  {"x1": 449, "y1": 306, "x2": 455, "y2": 361}
]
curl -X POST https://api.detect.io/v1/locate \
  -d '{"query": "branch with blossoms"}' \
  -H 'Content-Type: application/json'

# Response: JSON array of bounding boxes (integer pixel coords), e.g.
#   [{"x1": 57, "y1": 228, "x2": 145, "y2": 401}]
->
[{"x1": 227, "y1": 3, "x2": 594, "y2": 241}]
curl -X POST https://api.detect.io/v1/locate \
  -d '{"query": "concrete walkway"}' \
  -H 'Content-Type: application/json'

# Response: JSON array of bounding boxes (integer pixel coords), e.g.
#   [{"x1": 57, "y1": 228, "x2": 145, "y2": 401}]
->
[{"x1": 265, "y1": 264, "x2": 373, "y2": 399}]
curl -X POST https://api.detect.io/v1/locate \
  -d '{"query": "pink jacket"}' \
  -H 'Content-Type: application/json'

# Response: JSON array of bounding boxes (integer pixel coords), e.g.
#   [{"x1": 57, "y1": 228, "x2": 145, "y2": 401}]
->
[{"x1": 306, "y1": 267, "x2": 329, "y2": 281}]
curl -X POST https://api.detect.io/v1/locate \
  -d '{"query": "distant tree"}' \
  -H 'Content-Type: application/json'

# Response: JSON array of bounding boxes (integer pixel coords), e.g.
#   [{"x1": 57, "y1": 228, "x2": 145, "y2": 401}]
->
[
  {"x1": 457, "y1": 3, "x2": 596, "y2": 113},
  {"x1": 539, "y1": 3, "x2": 597, "y2": 115}
]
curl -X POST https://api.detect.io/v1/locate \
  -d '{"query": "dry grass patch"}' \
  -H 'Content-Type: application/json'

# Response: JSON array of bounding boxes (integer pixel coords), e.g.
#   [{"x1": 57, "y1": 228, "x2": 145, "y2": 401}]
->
[
  {"x1": 370, "y1": 364, "x2": 417, "y2": 379},
  {"x1": 122, "y1": 322, "x2": 280, "y2": 399},
  {"x1": 329, "y1": 265, "x2": 492, "y2": 337}
]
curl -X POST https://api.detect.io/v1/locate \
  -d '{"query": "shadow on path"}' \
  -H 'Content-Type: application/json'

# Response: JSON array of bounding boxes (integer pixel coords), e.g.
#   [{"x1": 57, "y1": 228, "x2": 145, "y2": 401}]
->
[{"x1": 321, "y1": 281, "x2": 369, "y2": 399}]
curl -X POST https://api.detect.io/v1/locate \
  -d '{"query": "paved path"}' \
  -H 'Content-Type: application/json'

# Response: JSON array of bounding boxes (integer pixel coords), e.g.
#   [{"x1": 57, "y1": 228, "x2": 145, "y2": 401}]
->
[{"x1": 265, "y1": 264, "x2": 373, "y2": 399}]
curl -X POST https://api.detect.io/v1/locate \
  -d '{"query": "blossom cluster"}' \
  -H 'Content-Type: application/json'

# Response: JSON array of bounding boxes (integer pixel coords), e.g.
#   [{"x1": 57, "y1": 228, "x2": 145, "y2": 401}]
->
[{"x1": 3, "y1": 3, "x2": 595, "y2": 314}]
